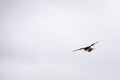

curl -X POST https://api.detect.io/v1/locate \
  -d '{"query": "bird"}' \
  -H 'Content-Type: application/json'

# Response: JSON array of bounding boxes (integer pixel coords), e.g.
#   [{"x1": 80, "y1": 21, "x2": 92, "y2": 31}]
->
[{"x1": 73, "y1": 41, "x2": 98, "y2": 52}]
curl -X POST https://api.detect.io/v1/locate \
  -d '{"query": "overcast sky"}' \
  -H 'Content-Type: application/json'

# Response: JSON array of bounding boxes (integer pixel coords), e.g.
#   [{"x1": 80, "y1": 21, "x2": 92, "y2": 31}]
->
[{"x1": 0, "y1": 0, "x2": 120, "y2": 80}]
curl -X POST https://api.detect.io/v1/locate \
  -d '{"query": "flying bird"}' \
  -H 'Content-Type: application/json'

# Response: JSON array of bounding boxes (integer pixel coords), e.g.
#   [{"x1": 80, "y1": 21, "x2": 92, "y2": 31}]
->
[{"x1": 73, "y1": 41, "x2": 98, "y2": 52}]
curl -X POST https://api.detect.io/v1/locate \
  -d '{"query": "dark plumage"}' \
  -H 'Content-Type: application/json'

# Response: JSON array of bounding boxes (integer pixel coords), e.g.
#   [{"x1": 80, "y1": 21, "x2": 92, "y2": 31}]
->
[{"x1": 73, "y1": 41, "x2": 98, "y2": 52}]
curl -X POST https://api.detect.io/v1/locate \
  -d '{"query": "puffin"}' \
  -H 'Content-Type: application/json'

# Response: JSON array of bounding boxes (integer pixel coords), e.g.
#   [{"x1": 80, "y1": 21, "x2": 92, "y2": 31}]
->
[{"x1": 73, "y1": 41, "x2": 98, "y2": 52}]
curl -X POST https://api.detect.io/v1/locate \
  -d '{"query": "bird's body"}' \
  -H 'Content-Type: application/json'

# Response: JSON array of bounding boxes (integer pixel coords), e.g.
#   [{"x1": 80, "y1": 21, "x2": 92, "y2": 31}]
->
[
  {"x1": 73, "y1": 41, "x2": 98, "y2": 52},
  {"x1": 83, "y1": 47, "x2": 94, "y2": 52}
]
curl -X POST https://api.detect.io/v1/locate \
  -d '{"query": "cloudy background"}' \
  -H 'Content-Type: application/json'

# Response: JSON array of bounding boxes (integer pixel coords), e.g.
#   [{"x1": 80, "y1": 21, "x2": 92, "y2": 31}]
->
[{"x1": 0, "y1": 0, "x2": 120, "y2": 80}]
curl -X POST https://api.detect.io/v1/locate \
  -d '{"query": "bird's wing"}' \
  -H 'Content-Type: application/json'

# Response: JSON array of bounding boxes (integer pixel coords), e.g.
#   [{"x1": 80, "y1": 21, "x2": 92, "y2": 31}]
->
[
  {"x1": 89, "y1": 41, "x2": 98, "y2": 47},
  {"x1": 72, "y1": 48, "x2": 84, "y2": 52}
]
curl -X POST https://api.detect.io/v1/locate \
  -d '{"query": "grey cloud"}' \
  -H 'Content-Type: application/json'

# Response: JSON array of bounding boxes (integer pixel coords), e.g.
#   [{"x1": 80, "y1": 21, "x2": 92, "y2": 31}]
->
[{"x1": 0, "y1": 0, "x2": 120, "y2": 80}]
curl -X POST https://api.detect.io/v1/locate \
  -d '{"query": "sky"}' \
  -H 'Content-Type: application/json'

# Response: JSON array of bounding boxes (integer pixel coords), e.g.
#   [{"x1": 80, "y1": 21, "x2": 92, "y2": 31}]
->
[{"x1": 0, "y1": 0, "x2": 120, "y2": 80}]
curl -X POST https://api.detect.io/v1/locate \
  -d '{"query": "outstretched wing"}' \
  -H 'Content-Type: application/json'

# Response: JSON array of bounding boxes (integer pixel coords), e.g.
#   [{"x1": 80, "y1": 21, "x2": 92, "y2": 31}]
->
[
  {"x1": 72, "y1": 48, "x2": 84, "y2": 52},
  {"x1": 89, "y1": 41, "x2": 98, "y2": 47}
]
